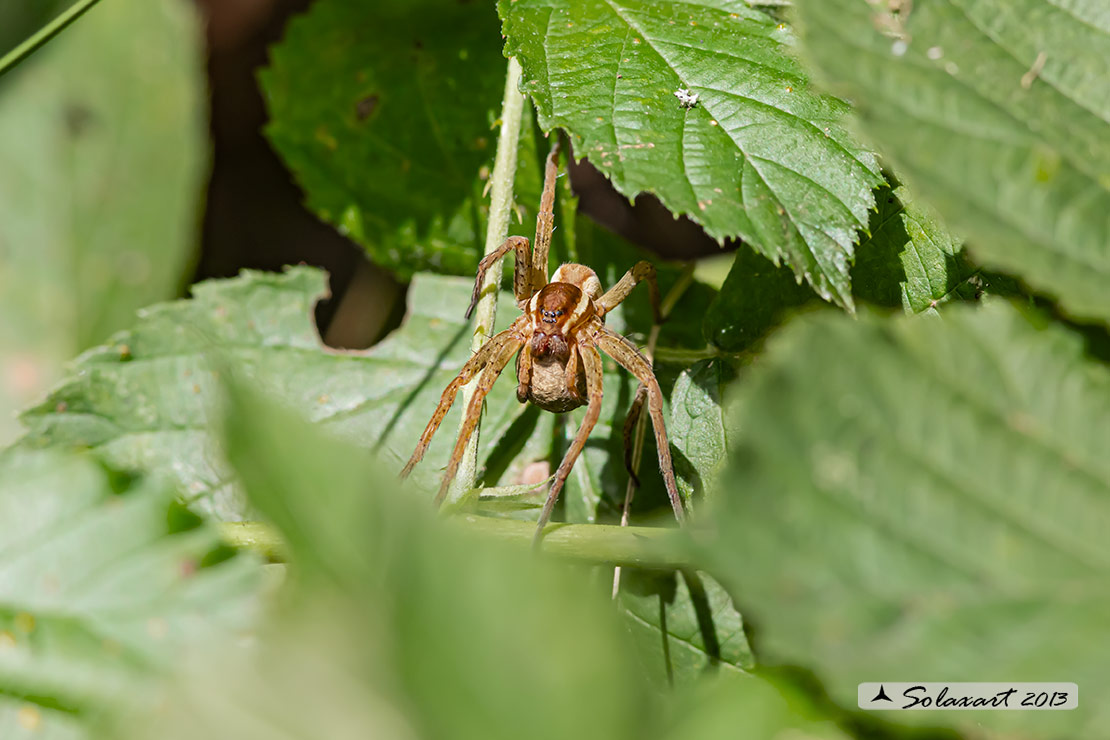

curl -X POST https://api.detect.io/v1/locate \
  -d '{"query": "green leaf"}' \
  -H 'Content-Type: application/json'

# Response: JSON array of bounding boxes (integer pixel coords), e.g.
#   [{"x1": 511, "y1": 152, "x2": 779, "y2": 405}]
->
[
  {"x1": 853, "y1": 183, "x2": 980, "y2": 313},
  {"x1": 794, "y1": 0, "x2": 1110, "y2": 322},
  {"x1": 260, "y1": 0, "x2": 506, "y2": 277},
  {"x1": 0, "y1": 449, "x2": 261, "y2": 740},
  {"x1": 662, "y1": 675, "x2": 851, "y2": 740},
  {"x1": 666, "y1": 359, "x2": 730, "y2": 502},
  {"x1": 0, "y1": 0, "x2": 206, "y2": 444},
  {"x1": 618, "y1": 569, "x2": 753, "y2": 687},
  {"x1": 703, "y1": 246, "x2": 815, "y2": 352},
  {"x1": 0, "y1": 1, "x2": 69, "y2": 58},
  {"x1": 499, "y1": 0, "x2": 883, "y2": 307},
  {"x1": 17, "y1": 268, "x2": 525, "y2": 520},
  {"x1": 703, "y1": 302, "x2": 1110, "y2": 737}
]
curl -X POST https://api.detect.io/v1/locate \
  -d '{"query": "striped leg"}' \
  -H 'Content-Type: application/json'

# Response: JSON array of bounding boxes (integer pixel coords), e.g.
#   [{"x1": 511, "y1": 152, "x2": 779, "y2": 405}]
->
[
  {"x1": 530, "y1": 141, "x2": 560, "y2": 290},
  {"x1": 466, "y1": 235, "x2": 532, "y2": 319},
  {"x1": 596, "y1": 261, "x2": 662, "y2": 324},
  {"x1": 401, "y1": 324, "x2": 521, "y2": 478},
  {"x1": 594, "y1": 328, "x2": 685, "y2": 522},
  {"x1": 534, "y1": 342, "x2": 605, "y2": 545},
  {"x1": 435, "y1": 336, "x2": 524, "y2": 505}
]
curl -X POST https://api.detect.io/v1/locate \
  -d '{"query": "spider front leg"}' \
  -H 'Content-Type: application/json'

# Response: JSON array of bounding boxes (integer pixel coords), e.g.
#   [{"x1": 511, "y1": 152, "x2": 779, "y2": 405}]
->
[
  {"x1": 596, "y1": 261, "x2": 662, "y2": 324},
  {"x1": 401, "y1": 324, "x2": 524, "y2": 479},
  {"x1": 466, "y1": 235, "x2": 533, "y2": 319},
  {"x1": 594, "y1": 327, "x2": 686, "y2": 522},
  {"x1": 434, "y1": 336, "x2": 523, "y2": 505},
  {"x1": 534, "y1": 342, "x2": 605, "y2": 545},
  {"x1": 530, "y1": 141, "x2": 560, "y2": 290}
]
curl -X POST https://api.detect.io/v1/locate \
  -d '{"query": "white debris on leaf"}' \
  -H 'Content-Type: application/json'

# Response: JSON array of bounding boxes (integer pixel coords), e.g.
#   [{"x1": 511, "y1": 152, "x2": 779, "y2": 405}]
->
[{"x1": 673, "y1": 88, "x2": 699, "y2": 108}]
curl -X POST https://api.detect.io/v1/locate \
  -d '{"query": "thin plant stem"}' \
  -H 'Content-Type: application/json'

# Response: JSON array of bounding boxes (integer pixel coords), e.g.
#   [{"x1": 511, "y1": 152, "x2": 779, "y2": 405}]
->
[
  {"x1": 612, "y1": 263, "x2": 695, "y2": 598},
  {"x1": 450, "y1": 57, "x2": 526, "y2": 499},
  {"x1": 0, "y1": 0, "x2": 104, "y2": 78},
  {"x1": 219, "y1": 517, "x2": 693, "y2": 570}
]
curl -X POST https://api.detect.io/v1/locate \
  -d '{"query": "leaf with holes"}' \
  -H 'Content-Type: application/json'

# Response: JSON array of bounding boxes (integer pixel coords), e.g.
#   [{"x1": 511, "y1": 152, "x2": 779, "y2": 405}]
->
[
  {"x1": 16, "y1": 268, "x2": 530, "y2": 521},
  {"x1": 0, "y1": 450, "x2": 261, "y2": 740},
  {"x1": 703, "y1": 302, "x2": 1110, "y2": 738},
  {"x1": 16, "y1": 265, "x2": 703, "y2": 527},
  {"x1": 261, "y1": 0, "x2": 506, "y2": 277},
  {"x1": 794, "y1": 0, "x2": 1110, "y2": 322},
  {"x1": 500, "y1": 0, "x2": 883, "y2": 307}
]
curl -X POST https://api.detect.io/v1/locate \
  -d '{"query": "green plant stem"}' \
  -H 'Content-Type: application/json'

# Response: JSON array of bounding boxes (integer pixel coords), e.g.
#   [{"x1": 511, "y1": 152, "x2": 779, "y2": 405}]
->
[
  {"x1": 0, "y1": 0, "x2": 103, "y2": 78},
  {"x1": 219, "y1": 518, "x2": 692, "y2": 569},
  {"x1": 450, "y1": 57, "x2": 526, "y2": 500},
  {"x1": 652, "y1": 346, "x2": 745, "y2": 364}
]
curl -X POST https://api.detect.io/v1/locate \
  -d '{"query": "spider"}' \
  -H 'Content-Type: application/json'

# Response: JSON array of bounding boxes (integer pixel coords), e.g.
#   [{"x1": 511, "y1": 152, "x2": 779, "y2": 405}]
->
[{"x1": 400, "y1": 142, "x2": 686, "y2": 541}]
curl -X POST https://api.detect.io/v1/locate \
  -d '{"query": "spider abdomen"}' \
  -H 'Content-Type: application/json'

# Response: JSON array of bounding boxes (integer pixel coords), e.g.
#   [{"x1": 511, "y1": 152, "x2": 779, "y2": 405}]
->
[{"x1": 521, "y1": 353, "x2": 587, "y2": 413}]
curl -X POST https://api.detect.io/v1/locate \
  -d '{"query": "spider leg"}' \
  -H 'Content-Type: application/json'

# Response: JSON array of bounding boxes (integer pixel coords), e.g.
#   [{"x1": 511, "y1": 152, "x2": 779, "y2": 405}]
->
[
  {"x1": 515, "y1": 342, "x2": 533, "y2": 404},
  {"x1": 401, "y1": 323, "x2": 522, "y2": 479},
  {"x1": 596, "y1": 261, "x2": 662, "y2": 324},
  {"x1": 466, "y1": 235, "x2": 533, "y2": 319},
  {"x1": 534, "y1": 341, "x2": 604, "y2": 546},
  {"x1": 563, "y1": 343, "x2": 583, "y2": 402},
  {"x1": 621, "y1": 384, "x2": 648, "y2": 490},
  {"x1": 530, "y1": 141, "x2": 560, "y2": 290},
  {"x1": 434, "y1": 335, "x2": 524, "y2": 505},
  {"x1": 594, "y1": 327, "x2": 686, "y2": 522}
]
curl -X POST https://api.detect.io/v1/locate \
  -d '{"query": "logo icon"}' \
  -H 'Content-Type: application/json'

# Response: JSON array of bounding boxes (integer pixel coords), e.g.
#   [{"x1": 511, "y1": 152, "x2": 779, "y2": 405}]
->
[{"x1": 871, "y1": 685, "x2": 893, "y2": 703}]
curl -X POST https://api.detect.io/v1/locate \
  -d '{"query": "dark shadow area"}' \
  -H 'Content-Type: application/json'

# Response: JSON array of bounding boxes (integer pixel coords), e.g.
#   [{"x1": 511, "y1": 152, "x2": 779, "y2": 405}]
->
[{"x1": 681, "y1": 569, "x2": 722, "y2": 669}]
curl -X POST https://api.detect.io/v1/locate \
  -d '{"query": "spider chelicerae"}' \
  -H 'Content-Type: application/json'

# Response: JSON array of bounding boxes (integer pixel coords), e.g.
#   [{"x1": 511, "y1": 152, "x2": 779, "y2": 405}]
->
[{"x1": 401, "y1": 142, "x2": 686, "y2": 541}]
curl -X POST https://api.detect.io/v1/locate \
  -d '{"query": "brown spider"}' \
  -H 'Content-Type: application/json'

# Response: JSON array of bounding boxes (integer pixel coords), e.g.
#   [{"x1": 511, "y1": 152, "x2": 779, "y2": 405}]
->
[{"x1": 400, "y1": 142, "x2": 686, "y2": 540}]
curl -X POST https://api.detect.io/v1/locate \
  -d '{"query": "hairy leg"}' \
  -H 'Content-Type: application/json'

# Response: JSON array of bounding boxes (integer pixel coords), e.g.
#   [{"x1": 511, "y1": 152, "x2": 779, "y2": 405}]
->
[
  {"x1": 621, "y1": 384, "x2": 648, "y2": 490},
  {"x1": 515, "y1": 343, "x2": 533, "y2": 403},
  {"x1": 401, "y1": 321, "x2": 524, "y2": 478},
  {"x1": 596, "y1": 261, "x2": 662, "y2": 324},
  {"x1": 466, "y1": 235, "x2": 532, "y2": 319},
  {"x1": 563, "y1": 343, "x2": 582, "y2": 402},
  {"x1": 435, "y1": 336, "x2": 524, "y2": 505},
  {"x1": 530, "y1": 141, "x2": 560, "y2": 291},
  {"x1": 594, "y1": 328, "x2": 685, "y2": 522},
  {"x1": 534, "y1": 342, "x2": 605, "y2": 545}
]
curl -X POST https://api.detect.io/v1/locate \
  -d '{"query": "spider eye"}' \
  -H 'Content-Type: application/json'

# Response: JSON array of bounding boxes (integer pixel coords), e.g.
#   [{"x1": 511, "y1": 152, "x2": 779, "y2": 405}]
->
[{"x1": 555, "y1": 310, "x2": 564, "y2": 316}]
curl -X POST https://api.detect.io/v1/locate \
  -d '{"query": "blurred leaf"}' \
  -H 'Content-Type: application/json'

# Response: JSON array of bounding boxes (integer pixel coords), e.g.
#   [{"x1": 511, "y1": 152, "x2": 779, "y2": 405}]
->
[
  {"x1": 704, "y1": 302, "x2": 1110, "y2": 737},
  {"x1": 704, "y1": 246, "x2": 815, "y2": 352},
  {"x1": 126, "y1": 377, "x2": 651, "y2": 740},
  {"x1": 794, "y1": 0, "x2": 1110, "y2": 322},
  {"x1": 853, "y1": 183, "x2": 980, "y2": 313},
  {"x1": 260, "y1": 0, "x2": 505, "y2": 277},
  {"x1": 500, "y1": 0, "x2": 882, "y2": 307},
  {"x1": 20, "y1": 267, "x2": 701, "y2": 528},
  {"x1": 0, "y1": 449, "x2": 261, "y2": 740},
  {"x1": 0, "y1": 0, "x2": 205, "y2": 444},
  {"x1": 0, "y1": 1, "x2": 69, "y2": 58},
  {"x1": 618, "y1": 569, "x2": 753, "y2": 687},
  {"x1": 662, "y1": 674, "x2": 851, "y2": 740}
]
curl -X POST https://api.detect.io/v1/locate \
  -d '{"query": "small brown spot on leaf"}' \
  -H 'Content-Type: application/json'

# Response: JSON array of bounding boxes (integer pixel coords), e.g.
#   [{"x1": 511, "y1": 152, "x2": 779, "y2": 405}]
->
[
  {"x1": 355, "y1": 94, "x2": 379, "y2": 121},
  {"x1": 63, "y1": 103, "x2": 95, "y2": 137}
]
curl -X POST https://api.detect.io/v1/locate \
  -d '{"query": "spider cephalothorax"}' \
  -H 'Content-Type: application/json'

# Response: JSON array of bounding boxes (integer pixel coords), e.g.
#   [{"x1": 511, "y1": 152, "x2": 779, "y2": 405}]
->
[{"x1": 400, "y1": 142, "x2": 686, "y2": 542}]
